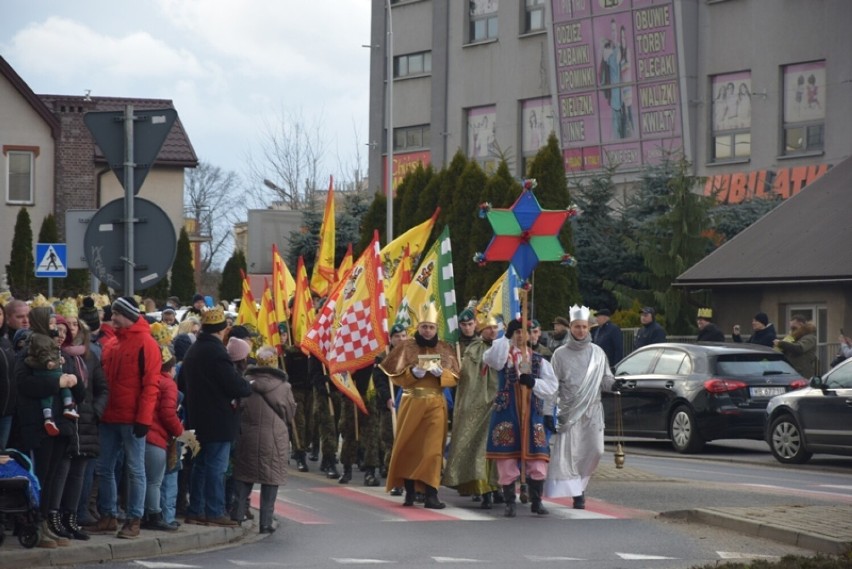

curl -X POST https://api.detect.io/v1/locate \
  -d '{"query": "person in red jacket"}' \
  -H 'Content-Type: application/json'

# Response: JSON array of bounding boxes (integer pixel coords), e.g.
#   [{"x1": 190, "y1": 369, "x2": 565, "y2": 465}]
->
[
  {"x1": 89, "y1": 297, "x2": 161, "y2": 539},
  {"x1": 141, "y1": 345, "x2": 183, "y2": 531}
]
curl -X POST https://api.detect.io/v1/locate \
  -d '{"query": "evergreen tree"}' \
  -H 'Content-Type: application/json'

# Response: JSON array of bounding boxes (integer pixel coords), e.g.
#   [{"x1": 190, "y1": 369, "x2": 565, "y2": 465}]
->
[
  {"x1": 396, "y1": 163, "x2": 434, "y2": 234},
  {"x1": 466, "y1": 160, "x2": 520, "y2": 299},
  {"x1": 287, "y1": 209, "x2": 321, "y2": 271},
  {"x1": 525, "y1": 133, "x2": 581, "y2": 324},
  {"x1": 357, "y1": 192, "x2": 387, "y2": 256},
  {"x1": 219, "y1": 248, "x2": 246, "y2": 302},
  {"x1": 709, "y1": 195, "x2": 782, "y2": 246},
  {"x1": 636, "y1": 157, "x2": 715, "y2": 334},
  {"x1": 449, "y1": 161, "x2": 487, "y2": 301},
  {"x1": 170, "y1": 228, "x2": 196, "y2": 302},
  {"x1": 6, "y1": 208, "x2": 35, "y2": 299},
  {"x1": 572, "y1": 167, "x2": 643, "y2": 310},
  {"x1": 436, "y1": 151, "x2": 469, "y2": 229}
]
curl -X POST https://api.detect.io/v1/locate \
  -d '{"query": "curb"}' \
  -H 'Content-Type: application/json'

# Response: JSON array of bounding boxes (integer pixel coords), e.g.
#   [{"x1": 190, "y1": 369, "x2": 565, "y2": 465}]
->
[
  {"x1": 659, "y1": 508, "x2": 852, "y2": 555},
  {"x1": 0, "y1": 524, "x2": 252, "y2": 569}
]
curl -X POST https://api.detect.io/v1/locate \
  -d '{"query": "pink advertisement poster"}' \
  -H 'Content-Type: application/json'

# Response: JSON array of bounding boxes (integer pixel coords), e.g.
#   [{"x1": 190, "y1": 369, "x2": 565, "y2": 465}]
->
[{"x1": 551, "y1": 0, "x2": 683, "y2": 171}]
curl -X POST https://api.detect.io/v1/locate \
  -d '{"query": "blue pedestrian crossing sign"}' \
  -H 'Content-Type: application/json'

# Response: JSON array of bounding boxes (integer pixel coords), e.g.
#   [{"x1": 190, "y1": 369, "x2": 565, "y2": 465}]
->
[{"x1": 35, "y1": 243, "x2": 68, "y2": 278}]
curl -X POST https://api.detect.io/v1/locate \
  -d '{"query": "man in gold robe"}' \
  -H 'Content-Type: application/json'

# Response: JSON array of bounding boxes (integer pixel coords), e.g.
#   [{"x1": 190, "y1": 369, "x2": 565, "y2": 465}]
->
[{"x1": 380, "y1": 304, "x2": 459, "y2": 509}]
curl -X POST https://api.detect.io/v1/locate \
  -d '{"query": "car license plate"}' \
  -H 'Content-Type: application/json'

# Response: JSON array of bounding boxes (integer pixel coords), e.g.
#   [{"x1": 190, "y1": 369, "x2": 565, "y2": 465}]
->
[{"x1": 750, "y1": 386, "x2": 785, "y2": 398}]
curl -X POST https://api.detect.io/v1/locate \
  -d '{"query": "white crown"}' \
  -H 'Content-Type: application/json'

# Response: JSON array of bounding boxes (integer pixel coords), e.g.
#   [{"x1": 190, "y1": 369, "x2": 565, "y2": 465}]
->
[{"x1": 569, "y1": 304, "x2": 591, "y2": 323}]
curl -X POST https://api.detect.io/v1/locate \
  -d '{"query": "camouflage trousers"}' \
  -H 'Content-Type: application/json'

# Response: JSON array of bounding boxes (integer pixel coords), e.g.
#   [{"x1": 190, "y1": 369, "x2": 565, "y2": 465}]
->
[
  {"x1": 379, "y1": 408, "x2": 395, "y2": 470},
  {"x1": 313, "y1": 386, "x2": 341, "y2": 459},
  {"x1": 291, "y1": 387, "x2": 313, "y2": 453},
  {"x1": 338, "y1": 395, "x2": 379, "y2": 469}
]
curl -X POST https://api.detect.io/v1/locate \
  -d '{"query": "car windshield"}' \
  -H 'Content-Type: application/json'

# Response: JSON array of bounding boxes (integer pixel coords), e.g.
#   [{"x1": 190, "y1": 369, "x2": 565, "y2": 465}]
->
[
  {"x1": 714, "y1": 354, "x2": 797, "y2": 378},
  {"x1": 825, "y1": 361, "x2": 852, "y2": 389}
]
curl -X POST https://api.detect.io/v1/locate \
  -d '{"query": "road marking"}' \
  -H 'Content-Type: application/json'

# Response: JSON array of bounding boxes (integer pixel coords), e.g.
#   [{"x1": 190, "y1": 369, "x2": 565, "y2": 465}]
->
[
  {"x1": 616, "y1": 553, "x2": 678, "y2": 560},
  {"x1": 525, "y1": 555, "x2": 585, "y2": 561},
  {"x1": 819, "y1": 484, "x2": 852, "y2": 491},
  {"x1": 331, "y1": 559, "x2": 395, "y2": 564},
  {"x1": 717, "y1": 552, "x2": 780, "y2": 560},
  {"x1": 742, "y1": 483, "x2": 852, "y2": 503},
  {"x1": 135, "y1": 563, "x2": 201, "y2": 569},
  {"x1": 432, "y1": 557, "x2": 487, "y2": 563},
  {"x1": 230, "y1": 562, "x2": 291, "y2": 567}
]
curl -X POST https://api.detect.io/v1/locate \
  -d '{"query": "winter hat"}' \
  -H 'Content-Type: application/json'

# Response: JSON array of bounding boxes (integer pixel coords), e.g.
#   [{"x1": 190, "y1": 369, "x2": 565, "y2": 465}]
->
[
  {"x1": 754, "y1": 312, "x2": 769, "y2": 326},
  {"x1": 101, "y1": 305, "x2": 112, "y2": 322},
  {"x1": 192, "y1": 293, "x2": 205, "y2": 304},
  {"x1": 12, "y1": 328, "x2": 32, "y2": 353},
  {"x1": 79, "y1": 297, "x2": 100, "y2": 332},
  {"x1": 112, "y1": 296, "x2": 140, "y2": 322},
  {"x1": 505, "y1": 319, "x2": 522, "y2": 339},
  {"x1": 173, "y1": 333, "x2": 195, "y2": 362},
  {"x1": 226, "y1": 337, "x2": 251, "y2": 362}
]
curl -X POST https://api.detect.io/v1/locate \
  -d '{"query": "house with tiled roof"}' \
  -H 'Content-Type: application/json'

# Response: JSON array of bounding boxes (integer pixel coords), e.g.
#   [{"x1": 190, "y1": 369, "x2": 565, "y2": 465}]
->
[{"x1": 0, "y1": 55, "x2": 197, "y2": 290}]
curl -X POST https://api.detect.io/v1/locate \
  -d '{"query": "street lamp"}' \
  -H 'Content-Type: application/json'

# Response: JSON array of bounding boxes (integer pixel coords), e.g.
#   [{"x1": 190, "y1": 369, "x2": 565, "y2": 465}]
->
[
  {"x1": 263, "y1": 178, "x2": 294, "y2": 203},
  {"x1": 385, "y1": 0, "x2": 394, "y2": 241}
]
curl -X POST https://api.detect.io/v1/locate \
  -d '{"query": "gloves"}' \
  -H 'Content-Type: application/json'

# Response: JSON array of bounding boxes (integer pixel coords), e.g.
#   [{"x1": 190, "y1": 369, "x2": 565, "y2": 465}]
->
[
  {"x1": 132, "y1": 423, "x2": 149, "y2": 438},
  {"x1": 411, "y1": 366, "x2": 427, "y2": 379},
  {"x1": 543, "y1": 415, "x2": 556, "y2": 433},
  {"x1": 519, "y1": 373, "x2": 536, "y2": 388},
  {"x1": 428, "y1": 365, "x2": 443, "y2": 377}
]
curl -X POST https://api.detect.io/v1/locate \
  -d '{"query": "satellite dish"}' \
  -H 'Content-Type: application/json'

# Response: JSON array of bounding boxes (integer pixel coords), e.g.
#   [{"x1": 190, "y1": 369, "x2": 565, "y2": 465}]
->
[{"x1": 84, "y1": 197, "x2": 177, "y2": 292}]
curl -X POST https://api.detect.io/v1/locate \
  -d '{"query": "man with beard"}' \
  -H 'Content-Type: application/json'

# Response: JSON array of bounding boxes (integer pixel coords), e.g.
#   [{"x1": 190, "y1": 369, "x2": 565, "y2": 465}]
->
[
  {"x1": 483, "y1": 318, "x2": 558, "y2": 517},
  {"x1": 380, "y1": 303, "x2": 459, "y2": 509},
  {"x1": 442, "y1": 317, "x2": 500, "y2": 508},
  {"x1": 546, "y1": 305, "x2": 616, "y2": 509}
]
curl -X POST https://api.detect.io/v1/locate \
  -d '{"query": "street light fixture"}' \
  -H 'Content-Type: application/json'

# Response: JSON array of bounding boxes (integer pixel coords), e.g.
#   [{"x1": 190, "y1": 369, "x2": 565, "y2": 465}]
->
[
  {"x1": 263, "y1": 178, "x2": 294, "y2": 201},
  {"x1": 385, "y1": 0, "x2": 394, "y2": 242}
]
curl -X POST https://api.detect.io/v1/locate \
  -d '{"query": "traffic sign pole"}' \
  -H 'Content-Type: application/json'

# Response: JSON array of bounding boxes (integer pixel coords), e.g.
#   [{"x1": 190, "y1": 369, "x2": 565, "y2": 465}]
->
[{"x1": 124, "y1": 104, "x2": 136, "y2": 295}]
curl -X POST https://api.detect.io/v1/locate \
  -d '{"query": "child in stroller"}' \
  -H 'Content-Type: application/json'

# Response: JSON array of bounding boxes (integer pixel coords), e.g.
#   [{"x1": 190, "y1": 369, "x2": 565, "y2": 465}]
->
[{"x1": 0, "y1": 449, "x2": 41, "y2": 548}]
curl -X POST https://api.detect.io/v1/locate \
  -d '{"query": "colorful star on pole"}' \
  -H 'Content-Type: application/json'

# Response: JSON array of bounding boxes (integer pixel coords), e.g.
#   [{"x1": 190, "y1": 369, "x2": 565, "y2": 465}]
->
[{"x1": 477, "y1": 180, "x2": 578, "y2": 281}]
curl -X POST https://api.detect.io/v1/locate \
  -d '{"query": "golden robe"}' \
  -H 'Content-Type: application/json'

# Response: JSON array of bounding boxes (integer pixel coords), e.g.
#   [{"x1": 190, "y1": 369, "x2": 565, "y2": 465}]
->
[{"x1": 380, "y1": 338, "x2": 459, "y2": 491}]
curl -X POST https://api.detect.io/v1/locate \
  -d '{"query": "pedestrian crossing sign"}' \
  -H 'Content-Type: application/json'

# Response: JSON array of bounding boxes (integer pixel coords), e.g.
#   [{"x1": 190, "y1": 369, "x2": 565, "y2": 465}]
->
[{"x1": 35, "y1": 243, "x2": 68, "y2": 278}]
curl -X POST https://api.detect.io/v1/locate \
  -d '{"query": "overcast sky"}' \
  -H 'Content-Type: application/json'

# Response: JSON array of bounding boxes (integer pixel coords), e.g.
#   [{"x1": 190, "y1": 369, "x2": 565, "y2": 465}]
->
[{"x1": 1, "y1": 0, "x2": 372, "y2": 193}]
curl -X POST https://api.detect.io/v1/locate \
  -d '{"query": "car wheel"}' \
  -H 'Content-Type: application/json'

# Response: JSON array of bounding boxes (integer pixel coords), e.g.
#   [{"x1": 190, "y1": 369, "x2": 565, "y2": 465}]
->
[
  {"x1": 670, "y1": 405, "x2": 704, "y2": 453},
  {"x1": 768, "y1": 414, "x2": 813, "y2": 464}
]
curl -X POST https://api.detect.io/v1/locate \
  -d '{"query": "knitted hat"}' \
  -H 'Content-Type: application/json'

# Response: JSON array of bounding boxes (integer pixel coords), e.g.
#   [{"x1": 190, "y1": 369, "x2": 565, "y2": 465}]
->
[
  {"x1": 192, "y1": 293, "x2": 205, "y2": 304},
  {"x1": 754, "y1": 312, "x2": 769, "y2": 326},
  {"x1": 79, "y1": 297, "x2": 100, "y2": 332},
  {"x1": 505, "y1": 319, "x2": 522, "y2": 339},
  {"x1": 173, "y1": 333, "x2": 195, "y2": 362},
  {"x1": 229, "y1": 325, "x2": 257, "y2": 340},
  {"x1": 256, "y1": 345, "x2": 278, "y2": 367},
  {"x1": 226, "y1": 337, "x2": 251, "y2": 362},
  {"x1": 112, "y1": 296, "x2": 140, "y2": 322}
]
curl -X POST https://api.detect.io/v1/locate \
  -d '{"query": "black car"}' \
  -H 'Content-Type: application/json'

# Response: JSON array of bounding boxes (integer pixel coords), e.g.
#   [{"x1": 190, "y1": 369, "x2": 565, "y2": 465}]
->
[
  {"x1": 765, "y1": 356, "x2": 852, "y2": 464},
  {"x1": 603, "y1": 343, "x2": 806, "y2": 453}
]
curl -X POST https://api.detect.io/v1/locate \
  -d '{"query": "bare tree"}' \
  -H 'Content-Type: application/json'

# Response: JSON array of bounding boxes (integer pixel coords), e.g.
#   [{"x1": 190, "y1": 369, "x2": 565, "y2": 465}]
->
[
  {"x1": 184, "y1": 161, "x2": 243, "y2": 272},
  {"x1": 334, "y1": 119, "x2": 368, "y2": 193},
  {"x1": 246, "y1": 108, "x2": 327, "y2": 210}
]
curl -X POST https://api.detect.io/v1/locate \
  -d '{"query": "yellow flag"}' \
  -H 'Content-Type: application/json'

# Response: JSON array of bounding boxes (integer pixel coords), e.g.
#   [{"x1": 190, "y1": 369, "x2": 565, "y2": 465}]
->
[
  {"x1": 379, "y1": 208, "x2": 439, "y2": 286},
  {"x1": 310, "y1": 176, "x2": 336, "y2": 297},
  {"x1": 386, "y1": 244, "x2": 411, "y2": 328},
  {"x1": 257, "y1": 281, "x2": 282, "y2": 352},
  {"x1": 291, "y1": 256, "x2": 316, "y2": 344},
  {"x1": 272, "y1": 243, "x2": 295, "y2": 327},
  {"x1": 337, "y1": 243, "x2": 353, "y2": 281},
  {"x1": 236, "y1": 269, "x2": 258, "y2": 328}
]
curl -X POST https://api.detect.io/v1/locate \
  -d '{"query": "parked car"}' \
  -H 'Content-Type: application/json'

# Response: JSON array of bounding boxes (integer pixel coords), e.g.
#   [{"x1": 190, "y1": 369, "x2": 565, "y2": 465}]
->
[
  {"x1": 602, "y1": 343, "x2": 807, "y2": 453},
  {"x1": 765, "y1": 357, "x2": 852, "y2": 464}
]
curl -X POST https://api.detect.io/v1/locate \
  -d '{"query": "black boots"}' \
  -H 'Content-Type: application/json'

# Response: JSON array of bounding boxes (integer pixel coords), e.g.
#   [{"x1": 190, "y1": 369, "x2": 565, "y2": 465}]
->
[
  {"x1": 296, "y1": 451, "x2": 309, "y2": 473},
  {"x1": 423, "y1": 486, "x2": 445, "y2": 510},
  {"x1": 502, "y1": 484, "x2": 516, "y2": 518},
  {"x1": 573, "y1": 492, "x2": 586, "y2": 509},
  {"x1": 141, "y1": 511, "x2": 179, "y2": 532},
  {"x1": 324, "y1": 456, "x2": 340, "y2": 479},
  {"x1": 480, "y1": 491, "x2": 493, "y2": 510},
  {"x1": 529, "y1": 480, "x2": 549, "y2": 515},
  {"x1": 62, "y1": 511, "x2": 90, "y2": 540},
  {"x1": 47, "y1": 510, "x2": 73, "y2": 539},
  {"x1": 364, "y1": 467, "x2": 380, "y2": 487},
  {"x1": 402, "y1": 479, "x2": 416, "y2": 506},
  {"x1": 338, "y1": 465, "x2": 353, "y2": 484}
]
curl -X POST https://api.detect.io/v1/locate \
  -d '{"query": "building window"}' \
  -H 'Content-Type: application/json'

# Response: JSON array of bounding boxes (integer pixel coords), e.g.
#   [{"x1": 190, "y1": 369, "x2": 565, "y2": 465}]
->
[
  {"x1": 5, "y1": 149, "x2": 35, "y2": 204},
  {"x1": 783, "y1": 61, "x2": 825, "y2": 155},
  {"x1": 524, "y1": 0, "x2": 544, "y2": 33},
  {"x1": 710, "y1": 72, "x2": 752, "y2": 161},
  {"x1": 469, "y1": 0, "x2": 498, "y2": 43},
  {"x1": 394, "y1": 51, "x2": 431, "y2": 78},
  {"x1": 393, "y1": 125, "x2": 430, "y2": 151}
]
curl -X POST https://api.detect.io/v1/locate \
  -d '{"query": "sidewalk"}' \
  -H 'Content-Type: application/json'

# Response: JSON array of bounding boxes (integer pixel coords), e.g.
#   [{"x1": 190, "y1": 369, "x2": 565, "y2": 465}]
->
[{"x1": 0, "y1": 521, "x2": 256, "y2": 569}]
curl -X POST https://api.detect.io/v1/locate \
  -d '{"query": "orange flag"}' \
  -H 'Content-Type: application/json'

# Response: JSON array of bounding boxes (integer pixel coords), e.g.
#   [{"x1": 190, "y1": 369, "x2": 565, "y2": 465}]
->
[
  {"x1": 236, "y1": 269, "x2": 258, "y2": 328},
  {"x1": 337, "y1": 243, "x2": 353, "y2": 281},
  {"x1": 310, "y1": 176, "x2": 336, "y2": 297},
  {"x1": 257, "y1": 280, "x2": 282, "y2": 352},
  {"x1": 302, "y1": 231, "x2": 388, "y2": 414},
  {"x1": 291, "y1": 256, "x2": 316, "y2": 345},
  {"x1": 272, "y1": 243, "x2": 296, "y2": 330}
]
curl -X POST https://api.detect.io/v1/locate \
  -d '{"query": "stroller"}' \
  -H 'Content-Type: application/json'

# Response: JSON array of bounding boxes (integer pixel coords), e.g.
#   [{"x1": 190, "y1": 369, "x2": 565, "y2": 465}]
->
[{"x1": 0, "y1": 449, "x2": 41, "y2": 548}]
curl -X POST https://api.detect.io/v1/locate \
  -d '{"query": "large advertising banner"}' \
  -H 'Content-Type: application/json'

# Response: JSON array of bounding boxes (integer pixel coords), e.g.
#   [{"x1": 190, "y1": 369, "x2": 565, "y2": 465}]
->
[
  {"x1": 783, "y1": 61, "x2": 825, "y2": 124},
  {"x1": 383, "y1": 151, "x2": 431, "y2": 194},
  {"x1": 552, "y1": 0, "x2": 683, "y2": 172}
]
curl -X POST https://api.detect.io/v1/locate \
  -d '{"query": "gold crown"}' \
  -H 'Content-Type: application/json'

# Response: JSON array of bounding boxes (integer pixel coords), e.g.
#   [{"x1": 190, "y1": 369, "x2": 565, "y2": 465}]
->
[
  {"x1": 697, "y1": 308, "x2": 713, "y2": 319},
  {"x1": 201, "y1": 306, "x2": 226, "y2": 326},
  {"x1": 476, "y1": 313, "x2": 499, "y2": 331},
  {"x1": 150, "y1": 322, "x2": 173, "y2": 346},
  {"x1": 55, "y1": 298, "x2": 79, "y2": 318},
  {"x1": 160, "y1": 345, "x2": 174, "y2": 364},
  {"x1": 417, "y1": 301, "x2": 440, "y2": 325},
  {"x1": 30, "y1": 294, "x2": 52, "y2": 308},
  {"x1": 256, "y1": 345, "x2": 278, "y2": 367}
]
